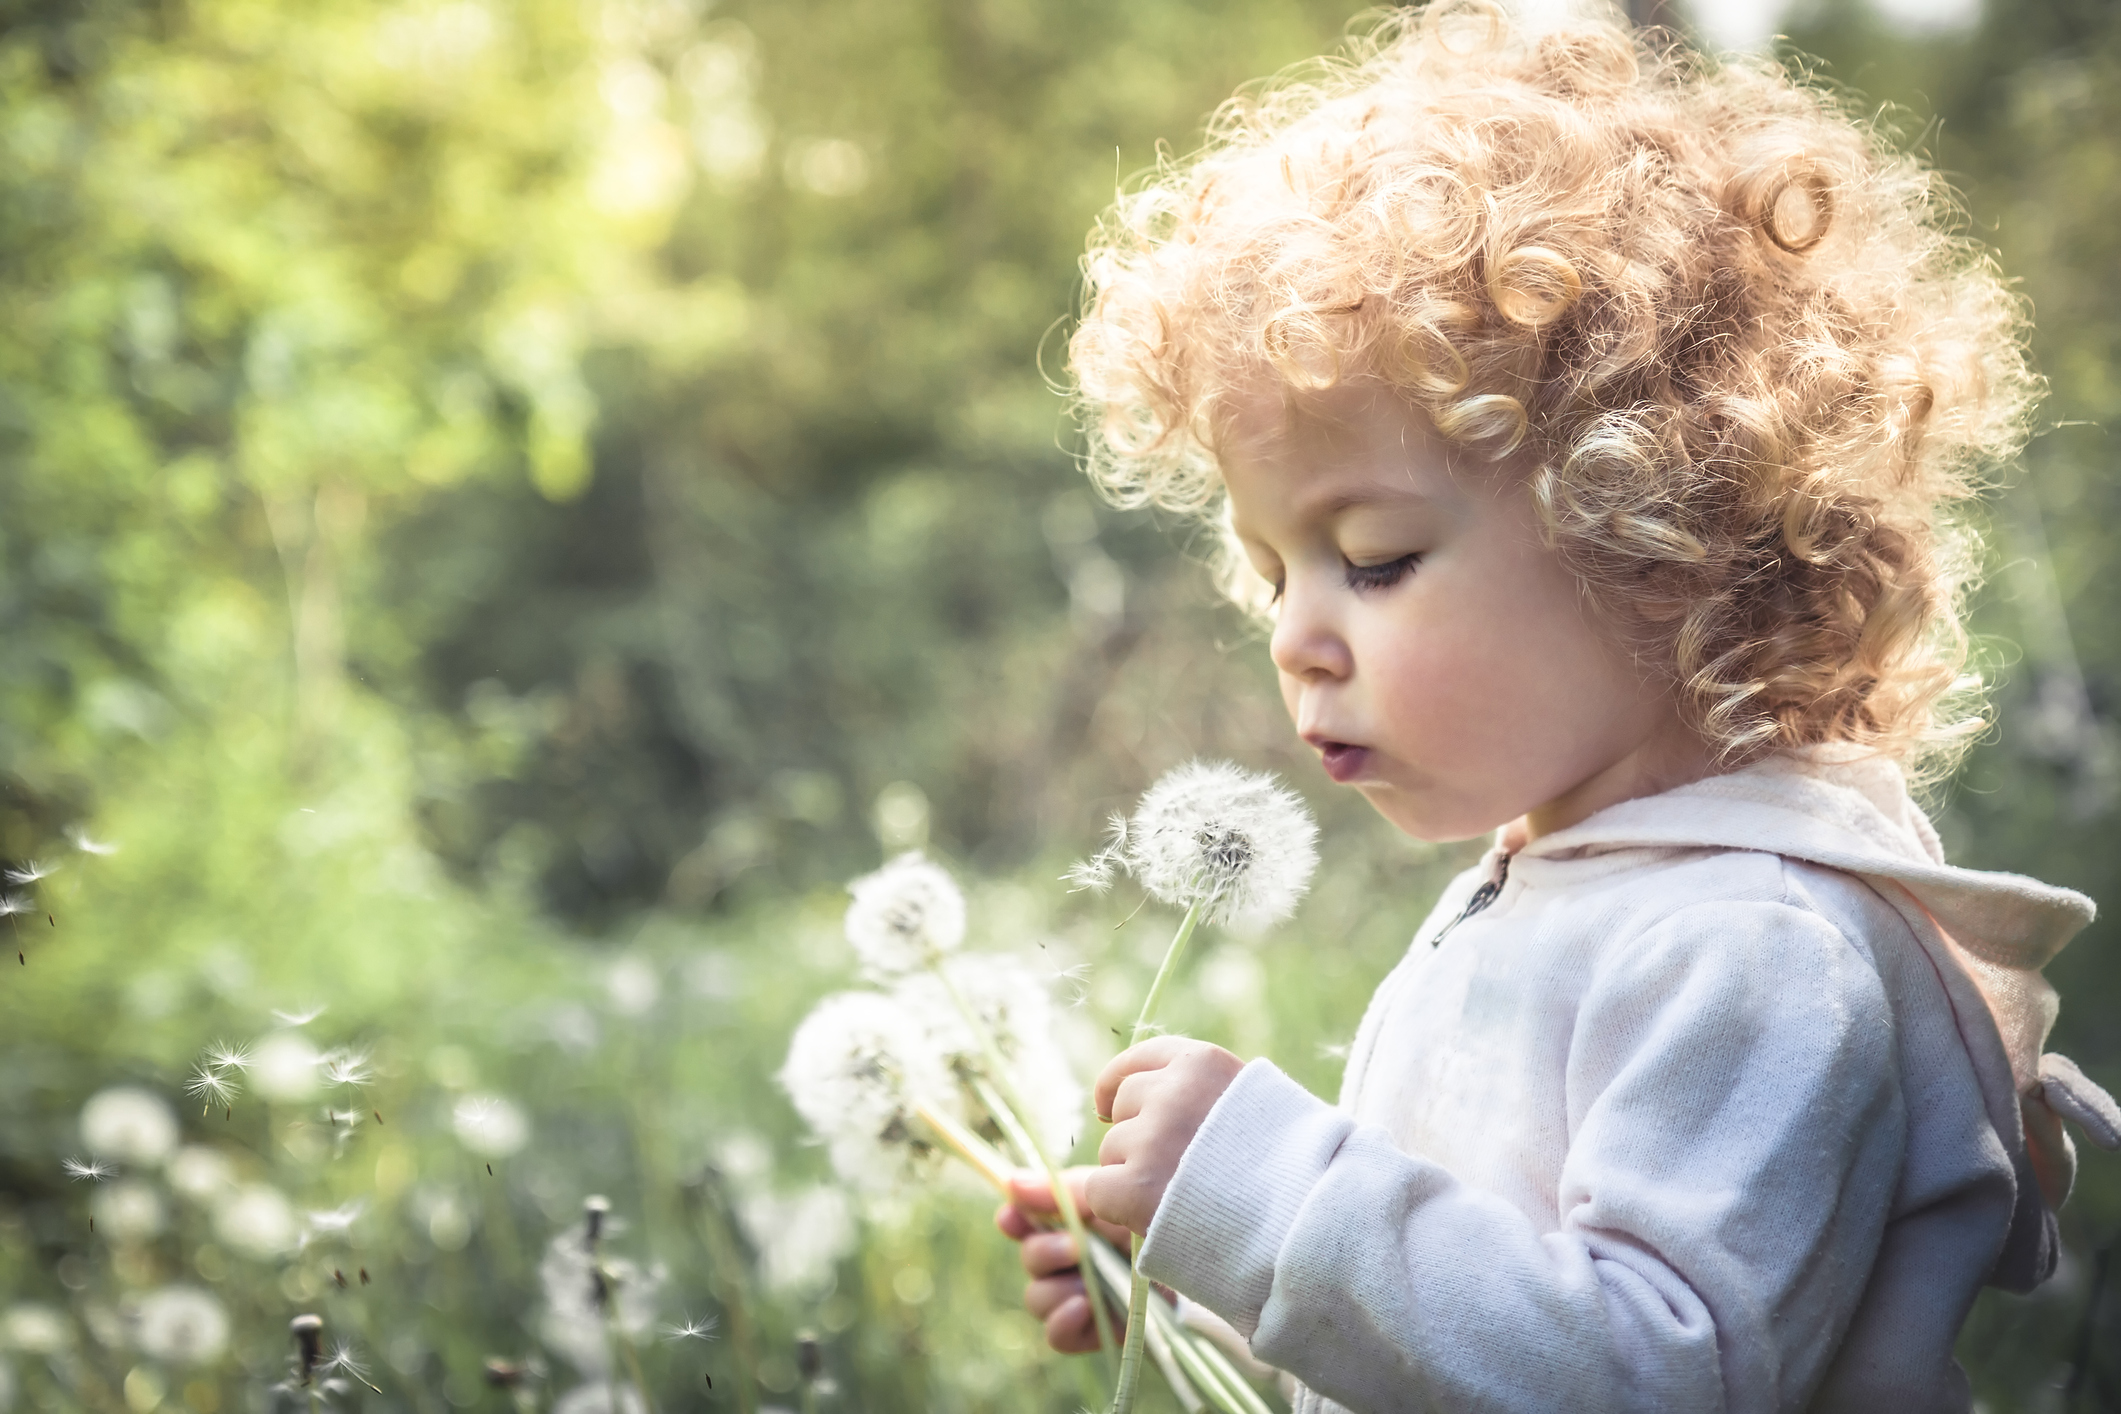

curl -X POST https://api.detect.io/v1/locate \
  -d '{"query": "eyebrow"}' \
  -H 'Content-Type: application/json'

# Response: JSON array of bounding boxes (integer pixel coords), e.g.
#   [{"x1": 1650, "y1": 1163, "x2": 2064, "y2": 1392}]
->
[{"x1": 1303, "y1": 485, "x2": 1438, "y2": 517}]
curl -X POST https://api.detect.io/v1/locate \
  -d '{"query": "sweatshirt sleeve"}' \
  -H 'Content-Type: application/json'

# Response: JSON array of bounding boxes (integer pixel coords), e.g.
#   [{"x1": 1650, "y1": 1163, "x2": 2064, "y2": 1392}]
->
[{"x1": 1134, "y1": 900, "x2": 1907, "y2": 1414}]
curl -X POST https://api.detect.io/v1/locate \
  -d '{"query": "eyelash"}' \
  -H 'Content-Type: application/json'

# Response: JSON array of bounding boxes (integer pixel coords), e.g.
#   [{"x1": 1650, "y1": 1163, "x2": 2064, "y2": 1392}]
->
[{"x1": 1343, "y1": 553, "x2": 1421, "y2": 592}]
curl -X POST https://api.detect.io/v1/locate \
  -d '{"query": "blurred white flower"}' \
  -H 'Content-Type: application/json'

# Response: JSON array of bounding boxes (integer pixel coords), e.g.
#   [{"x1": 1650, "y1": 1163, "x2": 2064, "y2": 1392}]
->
[
  {"x1": 895, "y1": 954, "x2": 1085, "y2": 1159},
  {"x1": 214, "y1": 1184, "x2": 298, "y2": 1256},
  {"x1": 779, "y1": 991, "x2": 954, "y2": 1191},
  {"x1": 165, "y1": 1147, "x2": 234, "y2": 1201},
  {"x1": 1074, "y1": 760, "x2": 1318, "y2": 929},
  {"x1": 250, "y1": 1033, "x2": 321, "y2": 1100},
  {"x1": 554, "y1": 1386, "x2": 646, "y2": 1414},
  {"x1": 737, "y1": 1184, "x2": 853, "y2": 1296},
  {"x1": 0, "y1": 1305, "x2": 69, "y2": 1353},
  {"x1": 80, "y1": 1088, "x2": 177, "y2": 1165},
  {"x1": 132, "y1": 1287, "x2": 228, "y2": 1365},
  {"x1": 605, "y1": 956, "x2": 660, "y2": 1015},
  {"x1": 538, "y1": 1232, "x2": 661, "y2": 1375},
  {"x1": 713, "y1": 1131, "x2": 773, "y2": 1189},
  {"x1": 843, "y1": 852, "x2": 965, "y2": 979},
  {"x1": 93, "y1": 1180, "x2": 165, "y2": 1242},
  {"x1": 453, "y1": 1094, "x2": 530, "y2": 1157}
]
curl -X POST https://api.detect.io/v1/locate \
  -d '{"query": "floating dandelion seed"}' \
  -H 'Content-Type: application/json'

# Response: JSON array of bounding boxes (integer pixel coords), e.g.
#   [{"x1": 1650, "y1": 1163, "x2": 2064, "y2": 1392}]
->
[
  {"x1": 3, "y1": 861, "x2": 53, "y2": 886},
  {"x1": 65, "y1": 828, "x2": 117, "y2": 856},
  {"x1": 63, "y1": 1157, "x2": 114, "y2": 1181},
  {"x1": 1079, "y1": 759, "x2": 1318, "y2": 929},
  {"x1": 843, "y1": 852, "x2": 967, "y2": 979},
  {"x1": 271, "y1": 1004, "x2": 326, "y2": 1027},
  {"x1": 186, "y1": 1063, "x2": 238, "y2": 1113},
  {"x1": 0, "y1": 894, "x2": 29, "y2": 920},
  {"x1": 659, "y1": 1314, "x2": 719, "y2": 1342},
  {"x1": 780, "y1": 990, "x2": 956, "y2": 1191},
  {"x1": 203, "y1": 1041, "x2": 252, "y2": 1073},
  {"x1": 321, "y1": 1048, "x2": 373, "y2": 1089},
  {"x1": 306, "y1": 1201, "x2": 365, "y2": 1236}
]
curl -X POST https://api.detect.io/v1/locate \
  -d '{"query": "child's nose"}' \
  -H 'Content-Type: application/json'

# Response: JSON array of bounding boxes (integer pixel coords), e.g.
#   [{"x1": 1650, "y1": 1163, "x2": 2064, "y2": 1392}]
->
[{"x1": 1269, "y1": 581, "x2": 1353, "y2": 682}]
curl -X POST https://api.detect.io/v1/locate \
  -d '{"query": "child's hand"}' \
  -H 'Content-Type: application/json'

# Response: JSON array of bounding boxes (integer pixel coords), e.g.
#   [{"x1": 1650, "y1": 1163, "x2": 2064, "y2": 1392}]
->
[
  {"x1": 1087, "y1": 1037, "x2": 1246, "y2": 1236},
  {"x1": 994, "y1": 1169, "x2": 1132, "y2": 1352}
]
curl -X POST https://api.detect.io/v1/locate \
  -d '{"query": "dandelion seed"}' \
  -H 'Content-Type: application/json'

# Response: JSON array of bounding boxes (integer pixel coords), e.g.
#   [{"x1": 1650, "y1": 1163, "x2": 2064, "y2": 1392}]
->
[
  {"x1": 843, "y1": 852, "x2": 967, "y2": 979},
  {"x1": 359, "y1": 1266, "x2": 369, "y2": 1284},
  {"x1": 0, "y1": 895, "x2": 30, "y2": 919},
  {"x1": 1064, "y1": 814, "x2": 1131, "y2": 894},
  {"x1": 271, "y1": 1004, "x2": 326, "y2": 1027},
  {"x1": 3, "y1": 860, "x2": 54, "y2": 886},
  {"x1": 1092, "y1": 760, "x2": 1319, "y2": 929},
  {"x1": 203, "y1": 1041, "x2": 252, "y2": 1073},
  {"x1": 779, "y1": 990, "x2": 956, "y2": 1191},
  {"x1": 659, "y1": 1313, "x2": 719, "y2": 1342},
  {"x1": 186, "y1": 1063, "x2": 238, "y2": 1112},
  {"x1": 323, "y1": 1338, "x2": 382, "y2": 1391},
  {"x1": 306, "y1": 1201, "x2": 365, "y2": 1236},
  {"x1": 66, "y1": 828, "x2": 118, "y2": 856},
  {"x1": 321, "y1": 1048, "x2": 373, "y2": 1089}
]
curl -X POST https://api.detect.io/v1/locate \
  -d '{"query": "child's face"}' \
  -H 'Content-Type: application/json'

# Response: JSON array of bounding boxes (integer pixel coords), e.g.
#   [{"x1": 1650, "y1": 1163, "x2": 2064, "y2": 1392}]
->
[{"x1": 1222, "y1": 386, "x2": 1706, "y2": 844}]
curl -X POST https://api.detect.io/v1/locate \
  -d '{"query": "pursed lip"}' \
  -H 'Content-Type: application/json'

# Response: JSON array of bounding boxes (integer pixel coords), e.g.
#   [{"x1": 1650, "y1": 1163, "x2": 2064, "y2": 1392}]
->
[{"x1": 1302, "y1": 732, "x2": 1372, "y2": 784}]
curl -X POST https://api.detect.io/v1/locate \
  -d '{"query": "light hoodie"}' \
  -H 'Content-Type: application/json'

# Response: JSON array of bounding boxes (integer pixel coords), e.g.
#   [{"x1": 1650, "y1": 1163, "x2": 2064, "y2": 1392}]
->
[{"x1": 1135, "y1": 749, "x2": 2120, "y2": 1414}]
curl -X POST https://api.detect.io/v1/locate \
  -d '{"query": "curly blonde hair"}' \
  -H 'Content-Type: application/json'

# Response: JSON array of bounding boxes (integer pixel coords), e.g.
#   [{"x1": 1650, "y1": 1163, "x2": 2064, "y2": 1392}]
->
[{"x1": 1069, "y1": 1, "x2": 2036, "y2": 776}]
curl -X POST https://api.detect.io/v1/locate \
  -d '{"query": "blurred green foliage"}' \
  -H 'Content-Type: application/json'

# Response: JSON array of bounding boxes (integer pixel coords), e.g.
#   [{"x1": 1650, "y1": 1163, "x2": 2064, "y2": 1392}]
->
[{"x1": 0, "y1": 0, "x2": 2117, "y2": 1408}]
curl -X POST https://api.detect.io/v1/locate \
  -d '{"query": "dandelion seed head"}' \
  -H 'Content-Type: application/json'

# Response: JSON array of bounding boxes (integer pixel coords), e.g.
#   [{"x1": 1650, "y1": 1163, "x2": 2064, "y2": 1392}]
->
[
  {"x1": 132, "y1": 1285, "x2": 229, "y2": 1365},
  {"x1": 779, "y1": 991, "x2": 954, "y2": 1191},
  {"x1": 538, "y1": 1231, "x2": 660, "y2": 1374},
  {"x1": 63, "y1": 1156, "x2": 115, "y2": 1182},
  {"x1": 80, "y1": 1087, "x2": 178, "y2": 1165},
  {"x1": 66, "y1": 827, "x2": 118, "y2": 856},
  {"x1": 843, "y1": 852, "x2": 966, "y2": 979},
  {"x1": 892, "y1": 954, "x2": 1085, "y2": 1160},
  {"x1": 1116, "y1": 760, "x2": 1318, "y2": 929}
]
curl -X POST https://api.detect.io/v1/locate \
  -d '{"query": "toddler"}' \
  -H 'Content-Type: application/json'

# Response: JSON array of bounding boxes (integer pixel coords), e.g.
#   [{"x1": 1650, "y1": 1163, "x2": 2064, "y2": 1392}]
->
[{"x1": 998, "y1": 4, "x2": 2121, "y2": 1410}]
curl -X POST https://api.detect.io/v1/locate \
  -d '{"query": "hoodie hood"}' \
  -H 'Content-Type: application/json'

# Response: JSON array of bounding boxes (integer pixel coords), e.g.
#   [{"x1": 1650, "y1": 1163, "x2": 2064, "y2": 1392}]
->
[{"x1": 1520, "y1": 747, "x2": 2093, "y2": 1096}]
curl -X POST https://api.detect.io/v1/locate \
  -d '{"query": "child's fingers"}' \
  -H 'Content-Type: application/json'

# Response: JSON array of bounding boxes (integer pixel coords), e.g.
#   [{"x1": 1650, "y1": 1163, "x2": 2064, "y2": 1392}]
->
[
  {"x1": 1039, "y1": 1291, "x2": 1104, "y2": 1354},
  {"x1": 1019, "y1": 1230, "x2": 1081, "y2": 1280},
  {"x1": 1092, "y1": 1036, "x2": 1191, "y2": 1122}
]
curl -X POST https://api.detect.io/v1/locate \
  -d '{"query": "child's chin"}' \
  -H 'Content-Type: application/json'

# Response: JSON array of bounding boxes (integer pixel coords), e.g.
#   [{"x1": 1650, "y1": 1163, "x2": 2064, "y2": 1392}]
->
[{"x1": 1358, "y1": 785, "x2": 1492, "y2": 845}]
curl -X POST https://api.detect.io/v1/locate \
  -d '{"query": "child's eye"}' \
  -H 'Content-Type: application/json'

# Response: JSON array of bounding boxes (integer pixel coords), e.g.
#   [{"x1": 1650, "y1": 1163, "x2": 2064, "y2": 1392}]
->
[{"x1": 1343, "y1": 553, "x2": 1420, "y2": 592}]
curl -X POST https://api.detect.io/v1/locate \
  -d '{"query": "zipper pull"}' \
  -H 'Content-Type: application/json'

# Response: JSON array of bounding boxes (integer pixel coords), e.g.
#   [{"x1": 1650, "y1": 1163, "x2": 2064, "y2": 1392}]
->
[{"x1": 1430, "y1": 854, "x2": 1511, "y2": 949}]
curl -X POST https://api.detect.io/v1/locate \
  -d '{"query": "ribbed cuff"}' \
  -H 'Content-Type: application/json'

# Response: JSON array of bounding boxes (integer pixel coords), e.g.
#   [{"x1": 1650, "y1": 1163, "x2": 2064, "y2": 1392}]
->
[{"x1": 1136, "y1": 1058, "x2": 1353, "y2": 1338}]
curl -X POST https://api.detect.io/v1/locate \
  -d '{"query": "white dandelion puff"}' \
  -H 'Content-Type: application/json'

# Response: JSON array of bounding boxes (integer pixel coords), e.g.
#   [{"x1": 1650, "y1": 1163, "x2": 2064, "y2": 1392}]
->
[
  {"x1": 538, "y1": 1229, "x2": 661, "y2": 1374},
  {"x1": 1098, "y1": 760, "x2": 1318, "y2": 930},
  {"x1": 65, "y1": 827, "x2": 118, "y2": 856},
  {"x1": 3, "y1": 861, "x2": 54, "y2": 886},
  {"x1": 270, "y1": 1004, "x2": 326, "y2": 1028},
  {"x1": 660, "y1": 1313, "x2": 719, "y2": 1342},
  {"x1": 63, "y1": 1157, "x2": 114, "y2": 1182},
  {"x1": 779, "y1": 991, "x2": 956, "y2": 1191},
  {"x1": 843, "y1": 852, "x2": 966, "y2": 979},
  {"x1": 132, "y1": 1286, "x2": 229, "y2": 1365},
  {"x1": 893, "y1": 954, "x2": 1085, "y2": 1161},
  {"x1": 0, "y1": 895, "x2": 30, "y2": 919},
  {"x1": 80, "y1": 1087, "x2": 178, "y2": 1164}
]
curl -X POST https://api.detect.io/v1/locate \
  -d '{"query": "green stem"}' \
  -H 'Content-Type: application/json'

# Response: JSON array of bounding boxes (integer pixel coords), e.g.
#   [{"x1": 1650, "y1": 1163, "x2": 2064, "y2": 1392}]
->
[
  {"x1": 1130, "y1": 899, "x2": 1204, "y2": 1046},
  {"x1": 934, "y1": 964, "x2": 1122, "y2": 1382},
  {"x1": 1112, "y1": 898, "x2": 1205, "y2": 1414}
]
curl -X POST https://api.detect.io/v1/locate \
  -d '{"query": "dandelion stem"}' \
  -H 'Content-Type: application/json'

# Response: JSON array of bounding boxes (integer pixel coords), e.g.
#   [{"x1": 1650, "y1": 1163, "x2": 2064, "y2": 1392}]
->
[
  {"x1": 912, "y1": 1101, "x2": 1016, "y2": 1193},
  {"x1": 1113, "y1": 897, "x2": 1206, "y2": 1414},
  {"x1": 933, "y1": 964, "x2": 1122, "y2": 1382}
]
